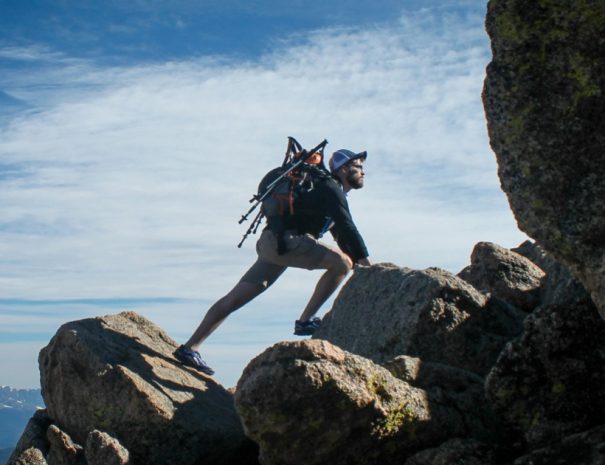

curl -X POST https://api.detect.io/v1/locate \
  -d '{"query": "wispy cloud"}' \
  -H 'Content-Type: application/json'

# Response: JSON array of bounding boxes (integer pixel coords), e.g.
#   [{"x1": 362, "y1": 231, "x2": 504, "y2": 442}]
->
[
  {"x1": 0, "y1": 45, "x2": 65, "y2": 62},
  {"x1": 0, "y1": 7, "x2": 525, "y2": 388}
]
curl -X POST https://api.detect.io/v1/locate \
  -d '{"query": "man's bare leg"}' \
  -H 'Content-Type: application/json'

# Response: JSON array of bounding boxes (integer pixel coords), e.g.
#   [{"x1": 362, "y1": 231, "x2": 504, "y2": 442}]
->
[
  {"x1": 298, "y1": 250, "x2": 353, "y2": 322},
  {"x1": 185, "y1": 281, "x2": 265, "y2": 350}
]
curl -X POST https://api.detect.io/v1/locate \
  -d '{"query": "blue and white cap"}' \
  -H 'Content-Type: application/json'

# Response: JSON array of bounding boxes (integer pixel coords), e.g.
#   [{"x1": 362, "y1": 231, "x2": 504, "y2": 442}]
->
[{"x1": 329, "y1": 149, "x2": 368, "y2": 173}]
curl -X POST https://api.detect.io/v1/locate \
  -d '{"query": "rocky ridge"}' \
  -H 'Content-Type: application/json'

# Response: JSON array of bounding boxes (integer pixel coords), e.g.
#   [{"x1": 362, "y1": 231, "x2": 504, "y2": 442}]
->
[{"x1": 9, "y1": 240, "x2": 605, "y2": 465}]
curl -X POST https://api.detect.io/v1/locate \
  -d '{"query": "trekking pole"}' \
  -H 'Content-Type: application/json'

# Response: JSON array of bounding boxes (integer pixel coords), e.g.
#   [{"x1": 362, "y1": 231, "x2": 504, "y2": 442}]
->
[
  {"x1": 307, "y1": 139, "x2": 328, "y2": 157},
  {"x1": 240, "y1": 137, "x2": 302, "y2": 225},
  {"x1": 238, "y1": 210, "x2": 263, "y2": 248}
]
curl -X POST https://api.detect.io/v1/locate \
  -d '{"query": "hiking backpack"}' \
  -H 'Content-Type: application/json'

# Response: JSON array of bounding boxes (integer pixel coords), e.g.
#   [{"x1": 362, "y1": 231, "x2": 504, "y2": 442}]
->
[{"x1": 238, "y1": 137, "x2": 330, "y2": 252}]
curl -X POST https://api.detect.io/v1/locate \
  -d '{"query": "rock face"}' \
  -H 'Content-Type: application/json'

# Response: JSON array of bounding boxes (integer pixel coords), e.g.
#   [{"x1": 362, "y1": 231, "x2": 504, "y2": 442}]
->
[
  {"x1": 483, "y1": 0, "x2": 605, "y2": 319},
  {"x1": 486, "y1": 298, "x2": 605, "y2": 449},
  {"x1": 458, "y1": 241, "x2": 545, "y2": 311},
  {"x1": 234, "y1": 340, "x2": 499, "y2": 465},
  {"x1": 313, "y1": 264, "x2": 525, "y2": 376},
  {"x1": 37, "y1": 311, "x2": 256, "y2": 465}
]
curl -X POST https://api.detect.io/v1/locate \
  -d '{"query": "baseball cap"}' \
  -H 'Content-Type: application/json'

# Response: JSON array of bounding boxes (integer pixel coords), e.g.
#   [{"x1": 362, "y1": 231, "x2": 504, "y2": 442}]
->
[{"x1": 329, "y1": 149, "x2": 368, "y2": 173}]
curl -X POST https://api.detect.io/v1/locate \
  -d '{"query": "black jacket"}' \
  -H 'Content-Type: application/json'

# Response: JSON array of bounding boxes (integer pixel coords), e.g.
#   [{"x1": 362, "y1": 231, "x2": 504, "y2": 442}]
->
[{"x1": 286, "y1": 175, "x2": 369, "y2": 262}]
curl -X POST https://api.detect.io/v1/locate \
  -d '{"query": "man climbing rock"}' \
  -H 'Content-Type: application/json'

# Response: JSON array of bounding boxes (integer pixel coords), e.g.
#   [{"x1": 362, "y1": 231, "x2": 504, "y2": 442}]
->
[{"x1": 174, "y1": 148, "x2": 371, "y2": 375}]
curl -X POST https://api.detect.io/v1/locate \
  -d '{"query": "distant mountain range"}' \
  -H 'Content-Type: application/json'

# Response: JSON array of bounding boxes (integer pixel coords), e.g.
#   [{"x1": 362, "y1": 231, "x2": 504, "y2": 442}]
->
[
  {"x1": 0, "y1": 386, "x2": 43, "y2": 411},
  {"x1": 0, "y1": 386, "x2": 44, "y2": 463}
]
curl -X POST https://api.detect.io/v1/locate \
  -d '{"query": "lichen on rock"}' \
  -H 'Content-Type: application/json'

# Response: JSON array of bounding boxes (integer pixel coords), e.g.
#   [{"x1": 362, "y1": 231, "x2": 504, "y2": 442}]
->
[{"x1": 483, "y1": 0, "x2": 605, "y2": 320}]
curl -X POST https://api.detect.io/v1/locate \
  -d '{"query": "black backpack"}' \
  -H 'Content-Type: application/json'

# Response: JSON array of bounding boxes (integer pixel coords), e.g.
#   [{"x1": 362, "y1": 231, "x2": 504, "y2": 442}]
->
[{"x1": 238, "y1": 137, "x2": 330, "y2": 253}]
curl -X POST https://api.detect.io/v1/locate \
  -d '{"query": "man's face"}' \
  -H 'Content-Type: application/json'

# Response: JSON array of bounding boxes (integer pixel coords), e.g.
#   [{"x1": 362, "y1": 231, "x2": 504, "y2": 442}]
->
[{"x1": 344, "y1": 159, "x2": 365, "y2": 189}]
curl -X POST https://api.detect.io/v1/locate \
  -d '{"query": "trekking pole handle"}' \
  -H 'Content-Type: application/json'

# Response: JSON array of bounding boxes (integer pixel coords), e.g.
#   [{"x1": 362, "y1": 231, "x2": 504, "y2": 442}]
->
[{"x1": 307, "y1": 139, "x2": 328, "y2": 157}]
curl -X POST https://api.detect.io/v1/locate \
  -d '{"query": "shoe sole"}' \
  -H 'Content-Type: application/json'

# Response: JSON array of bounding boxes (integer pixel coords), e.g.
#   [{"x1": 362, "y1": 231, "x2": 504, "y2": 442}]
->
[
  {"x1": 174, "y1": 351, "x2": 215, "y2": 376},
  {"x1": 294, "y1": 330, "x2": 315, "y2": 336}
]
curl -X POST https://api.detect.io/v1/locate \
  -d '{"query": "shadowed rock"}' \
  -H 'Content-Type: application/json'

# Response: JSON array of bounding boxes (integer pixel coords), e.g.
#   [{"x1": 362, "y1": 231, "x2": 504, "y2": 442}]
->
[
  {"x1": 458, "y1": 241, "x2": 545, "y2": 311},
  {"x1": 404, "y1": 438, "x2": 500, "y2": 465},
  {"x1": 513, "y1": 425, "x2": 605, "y2": 465},
  {"x1": 384, "y1": 355, "x2": 501, "y2": 445},
  {"x1": 38, "y1": 311, "x2": 257, "y2": 465},
  {"x1": 314, "y1": 264, "x2": 524, "y2": 376},
  {"x1": 512, "y1": 240, "x2": 591, "y2": 307},
  {"x1": 486, "y1": 299, "x2": 605, "y2": 448},
  {"x1": 483, "y1": 0, "x2": 605, "y2": 319}
]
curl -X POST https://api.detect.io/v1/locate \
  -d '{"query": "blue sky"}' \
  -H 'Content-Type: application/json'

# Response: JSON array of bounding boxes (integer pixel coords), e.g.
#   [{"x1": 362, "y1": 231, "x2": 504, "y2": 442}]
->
[{"x1": 0, "y1": 0, "x2": 526, "y2": 389}]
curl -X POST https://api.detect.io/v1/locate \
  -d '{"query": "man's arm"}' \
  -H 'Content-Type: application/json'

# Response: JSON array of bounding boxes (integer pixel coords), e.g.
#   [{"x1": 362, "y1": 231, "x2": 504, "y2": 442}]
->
[
  {"x1": 329, "y1": 229, "x2": 371, "y2": 266},
  {"x1": 325, "y1": 182, "x2": 369, "y2": 263}
]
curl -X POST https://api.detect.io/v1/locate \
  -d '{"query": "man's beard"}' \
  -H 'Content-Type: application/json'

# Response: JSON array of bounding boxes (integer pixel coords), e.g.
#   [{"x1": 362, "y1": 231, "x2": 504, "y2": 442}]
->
[{"x1": 347, "y1": 173, "x2": 364, "y2": 189}]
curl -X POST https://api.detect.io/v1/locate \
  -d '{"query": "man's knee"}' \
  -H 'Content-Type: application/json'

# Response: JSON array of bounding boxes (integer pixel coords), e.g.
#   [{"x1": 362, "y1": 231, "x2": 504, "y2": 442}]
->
[
  {"x1": 327, "y1": 251, "x2": 353, "y2": 275},
  {"x1": 342, "y1": 254, "x2": 354, "y2": 274}
]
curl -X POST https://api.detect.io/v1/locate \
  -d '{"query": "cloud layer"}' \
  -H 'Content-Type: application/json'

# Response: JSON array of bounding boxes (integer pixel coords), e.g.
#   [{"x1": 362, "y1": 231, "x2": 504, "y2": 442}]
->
[{"x1": 0, "y1": 8, "x2": 526, "y2": 388}]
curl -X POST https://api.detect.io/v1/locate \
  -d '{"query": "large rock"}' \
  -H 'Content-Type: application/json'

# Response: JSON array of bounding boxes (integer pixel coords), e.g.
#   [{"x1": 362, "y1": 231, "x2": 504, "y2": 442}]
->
[
  {"x1": 483, "y1": 0, "x2": 605, "y2": 319},
  {"x1": 458, "y1": 241, "x2": 545, "y2": 311},
  {"x1": 234, "y1": 340, "x2": 499, "y2": 465},
  {"x1": 314, "y1": 264, "x2": 524, "y2": 376},
  {"x1": 38, "y1": 311, "x2": 257, "y2": 465},
  {"x1": 486, "y1": 299, "x2": 605, "y2": 448}
]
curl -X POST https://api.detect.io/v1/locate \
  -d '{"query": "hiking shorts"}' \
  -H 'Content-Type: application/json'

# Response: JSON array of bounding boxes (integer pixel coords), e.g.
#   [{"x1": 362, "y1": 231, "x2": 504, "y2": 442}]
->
[{"x1": 239, "y1": 229, "x2": 331, "y2": 289}]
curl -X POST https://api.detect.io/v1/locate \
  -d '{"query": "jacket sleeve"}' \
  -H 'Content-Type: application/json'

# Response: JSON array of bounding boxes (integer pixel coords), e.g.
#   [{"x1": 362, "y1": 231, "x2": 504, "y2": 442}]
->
[{"x1": 326, "y1": 183, "x2": 369, "y2": 262}]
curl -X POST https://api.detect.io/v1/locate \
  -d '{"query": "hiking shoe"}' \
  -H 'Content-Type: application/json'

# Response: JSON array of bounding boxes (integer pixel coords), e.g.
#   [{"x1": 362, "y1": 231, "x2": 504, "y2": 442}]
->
[
  {"x1": 174, "y1": 345, "x2": 215, "y2": 375},
  {"x1": 294, "y1": 317, "x2": 321, "y2": 336}
]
